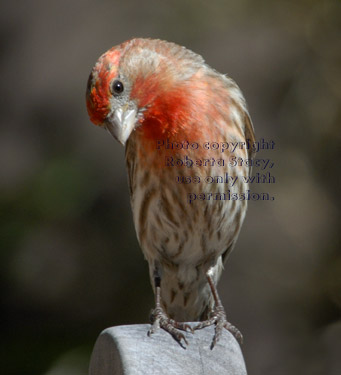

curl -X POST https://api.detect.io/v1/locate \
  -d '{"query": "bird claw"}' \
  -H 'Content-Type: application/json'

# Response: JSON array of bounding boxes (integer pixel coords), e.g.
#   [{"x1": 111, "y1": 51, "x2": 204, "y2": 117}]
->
[
  {"x1": 193, "y1": 307, "x2": 243, "y2": 349},
  {"x1": 148, "y1": 307, "x2": 193, "y2": 348}
]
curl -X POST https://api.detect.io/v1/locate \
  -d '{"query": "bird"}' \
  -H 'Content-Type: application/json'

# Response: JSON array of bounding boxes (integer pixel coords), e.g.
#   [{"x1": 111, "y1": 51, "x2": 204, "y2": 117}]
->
[{"x1": 86, "y1": 38, "x2": 255, "y2": 349}]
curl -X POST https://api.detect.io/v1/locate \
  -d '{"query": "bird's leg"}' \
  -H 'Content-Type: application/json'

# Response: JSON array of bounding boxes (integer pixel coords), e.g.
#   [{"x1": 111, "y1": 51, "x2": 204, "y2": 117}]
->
[
  {"x1": 194, "y1": 272, "x2": 243, "y2": 349},
  {"x1": 148, "y1": 275, "x2": 193, "y2": 348}
]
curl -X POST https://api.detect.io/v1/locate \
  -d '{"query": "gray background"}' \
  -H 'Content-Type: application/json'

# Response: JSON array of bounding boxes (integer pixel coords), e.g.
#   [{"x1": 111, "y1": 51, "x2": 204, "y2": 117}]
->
[{"x1": 1, "y1": 1, "x2": 340, "y2": 374}]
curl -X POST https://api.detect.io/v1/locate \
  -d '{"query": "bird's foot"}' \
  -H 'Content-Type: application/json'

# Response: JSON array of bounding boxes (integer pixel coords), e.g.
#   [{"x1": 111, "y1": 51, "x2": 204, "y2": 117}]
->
[
  {"x1": 148, "y1": 306, "x2": 193, "y2": 348},
  {"x1": 194, "y1": 305, "x2": 243, "y2": 349},
  {"x1": 193, "y1": 271, "x2": 243, "y2": 349}
]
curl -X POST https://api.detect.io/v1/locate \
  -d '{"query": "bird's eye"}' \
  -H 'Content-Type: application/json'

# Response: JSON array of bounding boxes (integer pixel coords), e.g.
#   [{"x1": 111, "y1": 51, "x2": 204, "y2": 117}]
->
[{"x1": 111, "y1": 80, "x2": 124, "y2": 95}]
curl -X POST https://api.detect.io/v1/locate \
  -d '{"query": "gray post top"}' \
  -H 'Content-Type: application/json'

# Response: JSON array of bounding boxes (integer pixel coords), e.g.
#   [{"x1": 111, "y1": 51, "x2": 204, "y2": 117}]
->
[{"x1": 89, "y1": 324, "x2": 247, "y2": 375}]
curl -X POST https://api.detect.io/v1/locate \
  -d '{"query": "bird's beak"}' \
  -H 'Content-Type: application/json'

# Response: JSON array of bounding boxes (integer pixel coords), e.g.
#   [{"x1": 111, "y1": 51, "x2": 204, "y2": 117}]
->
[{"x1": 105, "y1": 105, "x2": 137, "y2": 145}]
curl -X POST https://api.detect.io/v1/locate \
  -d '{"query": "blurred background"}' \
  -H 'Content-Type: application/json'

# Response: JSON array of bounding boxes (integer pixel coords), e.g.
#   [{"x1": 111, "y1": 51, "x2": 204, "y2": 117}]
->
[{"x1": 1, "y1": 0, "x2": 340, "y2": 374}]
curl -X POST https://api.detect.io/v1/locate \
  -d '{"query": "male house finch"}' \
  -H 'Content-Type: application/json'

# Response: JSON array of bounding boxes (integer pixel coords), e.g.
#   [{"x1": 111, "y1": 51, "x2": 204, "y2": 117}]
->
[{"x1": 86, "y1": 38, "x2": 255, "y2": 348}]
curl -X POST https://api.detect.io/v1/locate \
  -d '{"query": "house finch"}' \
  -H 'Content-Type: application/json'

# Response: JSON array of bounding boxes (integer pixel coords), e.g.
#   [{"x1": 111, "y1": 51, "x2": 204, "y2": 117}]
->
[{"x1": 86, "y1": 38, "x2": 255, "y2": 348}]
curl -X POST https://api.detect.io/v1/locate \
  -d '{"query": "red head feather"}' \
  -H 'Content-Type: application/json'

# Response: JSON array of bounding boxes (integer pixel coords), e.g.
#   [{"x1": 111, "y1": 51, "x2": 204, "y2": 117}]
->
[{"x1": 86, "y1": 48, "x2": 121, "y2": 125}]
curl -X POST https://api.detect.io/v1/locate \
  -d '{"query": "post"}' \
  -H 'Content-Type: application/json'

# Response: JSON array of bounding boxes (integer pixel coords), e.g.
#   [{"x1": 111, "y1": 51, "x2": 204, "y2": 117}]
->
[{"x1": 89, "y1": 324, "x2": 247, "y2": 375}]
